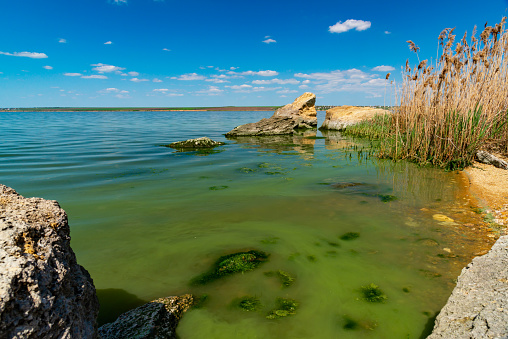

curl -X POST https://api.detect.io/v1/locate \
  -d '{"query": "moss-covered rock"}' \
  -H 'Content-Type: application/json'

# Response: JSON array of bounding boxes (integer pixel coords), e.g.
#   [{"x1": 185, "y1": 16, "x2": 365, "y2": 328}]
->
[
  {"x1": 360, "y1": 283, "x2": 387, "y2": 303},
  {"x1": 191, "y1": 250, "x2": 269, "y2": 285},
  {"x1": 264, "y1": 270, "x2": 295, "y2": 288},
  {"x1": 234, "y1": 296, "x2": 262, "y2": 312},
  {"x1": 266, "y1": 298, "x2": 299, "y2": 319}
]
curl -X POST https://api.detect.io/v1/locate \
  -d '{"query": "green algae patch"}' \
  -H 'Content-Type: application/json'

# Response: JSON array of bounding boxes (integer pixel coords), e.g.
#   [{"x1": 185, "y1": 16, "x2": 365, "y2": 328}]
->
[
  {"x1": 266, "y1": 298, "x2": 299, "y2": 319},
  {"x1": 377, "y1": 194, "x2": 398, "y2": 203},
  {"x1": 234, "y1": 296, "x2": 262, "y2": 312},
  {"x1": 340, "y1": 232, "x2": 360, "y2": 241},
  {"x1": 264, "y1": 270, "x2": 295, "y2": 288},
  {"x1": 360, "y1": 283, "x2": 387, "y2": 303},
  {"x1": 342, "y1": 315, "x2": 378, "y2": 331},
  {"x1": 238, "y1": 167, "x2": 258, "y2": 173},
  {"x1": 191, "y1": 250, "x2": 269, "y2": 285},
  {"x1": 209, "y1": 185, "x2": 229, "y2": 191}
]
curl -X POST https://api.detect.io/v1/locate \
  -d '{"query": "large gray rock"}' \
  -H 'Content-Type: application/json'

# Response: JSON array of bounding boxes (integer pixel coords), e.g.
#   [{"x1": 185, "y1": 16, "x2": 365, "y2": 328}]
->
[
  {"x1": 98, "y1": 294, "x2": 193, "y2": 339},
  {"x1": 476, "y1": 150, "x2": 508, "y2": 170},
  {"x1": 0, "y1": 184, "x2": 99, "y2": 338},
  {"x1": 225, "y1": 93, "x2": 317, "y2": 136},
  {"x1": 428, "y1": 235, "x2": 508, "y2": 338}
]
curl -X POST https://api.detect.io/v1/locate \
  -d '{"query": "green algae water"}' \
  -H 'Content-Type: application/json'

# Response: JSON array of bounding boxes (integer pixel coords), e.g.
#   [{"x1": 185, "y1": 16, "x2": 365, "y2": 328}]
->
[{"x1": 0, "y1": 111, "x2": 488, "y2": 338}]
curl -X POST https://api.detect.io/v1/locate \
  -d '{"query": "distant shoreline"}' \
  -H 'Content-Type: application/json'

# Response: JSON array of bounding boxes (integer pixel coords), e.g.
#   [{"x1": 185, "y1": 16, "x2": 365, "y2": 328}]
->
[{"x1": 0, "y1": 106, "x2": 279, "y2": 113}]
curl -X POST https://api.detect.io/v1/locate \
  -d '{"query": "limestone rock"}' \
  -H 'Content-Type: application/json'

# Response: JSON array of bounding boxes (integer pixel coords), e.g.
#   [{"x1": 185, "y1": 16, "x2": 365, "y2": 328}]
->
[
  {"x1": 225, "y1": 93, "x2": 317, "y2": 136},
  {"x1": 476, "y1": 150, "x2": 508, "y2": 170},
  {"x1": 0, "y1": 184, "x2": 99, "y2": 338},
  {"x1": 98, "y1": 294, "x2": 193, "y2": 339},
  {"x1": 428, "y1": 235, "x2": 508, "y2": 338},
  {"x1": 320, "y1": 106, "x2": 390, "y2": 130},
  {"x1": 165, "y1": 137, "x2": 225, "y2": 149}
]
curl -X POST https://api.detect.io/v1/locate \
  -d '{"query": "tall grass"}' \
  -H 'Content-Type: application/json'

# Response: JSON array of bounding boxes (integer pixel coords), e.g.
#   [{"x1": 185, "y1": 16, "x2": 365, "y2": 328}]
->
[{"x1": 383, "y1": 18, "x2": 508, "y2": 169}]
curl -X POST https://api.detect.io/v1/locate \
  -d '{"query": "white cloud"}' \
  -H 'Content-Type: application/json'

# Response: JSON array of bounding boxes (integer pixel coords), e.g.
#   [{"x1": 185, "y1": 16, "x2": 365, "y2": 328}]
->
[
  {"x1": 64, "y1": 73, "x2": 82, "y2": 76},
  {"x1": 227, "y1": 70, "x2": 278, "y2": 77},
  {"x1": 206, "y1": 78, "x2": 229, "y2": 83},
  {"x1": 152, "y1": 78, "x2": 163, "y2": 82},
  {"x1": 104, "y1": 41, "x2": 113, "y2": 45},
  {"x1": 104, "y1": 88, "x2": 120, "y2": 92},
  {"x1": 299, "y1": 85, "x2": 309, "y2": 89},
  {"x1": 127, "y1": 71, "x2": 139, "y2": 76},
  {"x1": 384, "y1": 31, "x2": 391, "y2": 34},
  {"x1": 195, "y1": 86, "x2": 223, "y2": 96},
  {"x1": 226, "y1": 85, "x2": 281, "y2": 93},
  {"x1": 230, "y1": 66, "x2": 239, "y2": 70},
  {"x1": 111, "y1": 0, "x2": 127, "y2": 4},
  {"x1": 167, "y1": 93, "x2": 184, "y2": 97},
  {"x1": 277, "y1": 89, "x2": 298, "y2": 94},
  {"x1": 130, "y1": 78, "x2": 149, "y2": 82},
  {"x1": 171, "y1": 73, "x2": 206, "y2": 81},
  {"x1": 153, "y1": 88, "x2": 169, "y2": 92},
  {"x1": 329, "y1": 19, "x2": 371, "y2": 33},
  {"x1": 43, "y1": 65, "x2": 53, "y2": 70},
  {"x1": 252, "y1": 78, "x2": 299, "y2": 85},
  {"x1": 82, "y1": 75, "x2": 108, "y2": 79},
  {"x1": 59, "y1": 39, "x2": 67, "y2": 43},
  {"x1": 0, "y1": 51, "x2": 48, "y2": 59},
  {"x1": 162, "y1": 48, "x2": 171, "y2": 51},
  {"x1": 263, "y1": 38, "x2": 276, "y2": 44},
  {"x1": 91, "y1": 63, "x2": 125, "y2": 73},
  {"x1": 372, "y1": 65, "x2": 395, "y2": 72},
  {"x1": 227, "y1": 84, "x2": 252, "y2": 90}
]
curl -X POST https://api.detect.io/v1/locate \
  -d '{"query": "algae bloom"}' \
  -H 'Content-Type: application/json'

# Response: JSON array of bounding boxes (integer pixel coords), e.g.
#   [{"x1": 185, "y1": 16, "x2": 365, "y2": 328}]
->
[
  {"x1": 264, "y1": 270, "x2": 295, "y2": 288},
  {"x1": 191, "y1": 250, "x2": 269, "y2": 285},
  {"x1": 360, "y1": 283, "x2": 387, "y2": 303},
  {"x1": 266, "y1": 298, "x2": 299, "y2": 319}
]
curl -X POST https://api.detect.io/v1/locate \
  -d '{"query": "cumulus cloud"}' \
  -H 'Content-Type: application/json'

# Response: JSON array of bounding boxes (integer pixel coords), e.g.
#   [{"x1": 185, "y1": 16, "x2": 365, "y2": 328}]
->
[
  {"x1": 226, "y1": 85, "x2": 281, "y2": 93},
  {"x1": 127, "y1": 71, "x2": 139, "y2": 76},
  {"x1": 277, "y1": 89, "x2": 298, "y2": 94},
  {"x1": 329, "y1": 19, "x2": 371, "y2": 33},
  {"x1": 227, "y1": 84, "x2": 252, "y2": 90},
  {"x1": 104, "y1": 41, "x2": 113, "y2": 45},
  {"x1": 0, "y1": 51, "x2": 48, "y2": 59},
  {"x1": 43, "y1": 66, "x2": 53, "y2": 70},
  {"x1": 82, "y1": 75, "x2": 108, "y2": 79},
  {"x1": 167, "y1": 93, "x2": 184, "y2": 97},
  {"x1": 171, "y1": 73, "x2": 206, "y2": 81},
  {"x1": 91, "y1": 63, "x2": 125, "y2": 73},
  {"x1": 195, "y1": 86, "x2": 223, "y2": 96},
  {"x1": 252, "y1": 78, "x2": 299, "y2": 85},
  {"x1": 384, "y1": 31, "x2": 391, "y2": 34},
  {"x1": 110, "y1": 0, "x2": 127, "y2": 4},
  {"x1": 372, "y1": 65, "x2": 395, "y2": 72},
  {"x1": 153, "y1": 88, "x2": 169, "y2": 92},
  {"x1": 59, "y1": 39, "x2": 67, "y2": 43},
  {"x1": 152, "y1": 78, "x2": 163, "y2": 82},
  {"x1": 227, "y1": 70, "x2": 278, "y2": 77},
  {"x1": 162, "y1": 48, "x2": 171, "y2": 51},
  {"x1": 130, "y1": 78, "x2": 149, "y2": 82},
  {"x1": 263, "y1": 38, "x2": 276, "y2": 44},
  {"x1": 64, "y1": 73, "x2": 82, "y2": 76}
]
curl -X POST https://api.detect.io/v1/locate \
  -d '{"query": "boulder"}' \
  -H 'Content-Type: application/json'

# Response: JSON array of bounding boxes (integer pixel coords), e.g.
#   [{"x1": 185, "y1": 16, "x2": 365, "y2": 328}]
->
[
  {"x1": 320, "y1": 106, "x2": 390, "y2": 130},
  {"x1": 225, "y1": 93, "x2": 317, "y2": 136},
  {"x1": 165, "y1": 137, "x2": 225, "y2": 149},
  {"x1": 98, "y1": 294, "x2": 193, "y2": 339},
  {"x1": 428, "y1": 235, "x2": 508, "y2": 338},
  {"x1": 476, "y1": 150, "x2": 508, "y2": 170},
  {"x1": 0, "y1": 184, "x2": 99, "y2": 338}
]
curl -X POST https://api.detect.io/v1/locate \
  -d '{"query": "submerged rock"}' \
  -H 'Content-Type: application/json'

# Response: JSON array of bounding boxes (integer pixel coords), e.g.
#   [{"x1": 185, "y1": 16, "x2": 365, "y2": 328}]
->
[
  {"x1": 164, "y1": 137, "x2": 225, "y2": 149},
  {"x1": 98, "y1": 294, "x2": 193, "y2": 339},
  {"x1": 225, "y1": 93, "x2": 317, "y2": 136},
  {"x1": 320, "y1": 106, "x2": 390, "y2": 130},
  {"x1": 428, "y1": 235, "x2": 508, "y2": 338},
  {"x1": 0, "y1": 184, "x2": 99, "y2": 338}
]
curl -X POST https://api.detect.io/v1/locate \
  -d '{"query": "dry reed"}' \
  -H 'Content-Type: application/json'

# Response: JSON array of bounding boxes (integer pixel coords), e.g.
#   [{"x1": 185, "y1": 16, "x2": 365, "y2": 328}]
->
[{"x1": 383, "y1": 18, "x2": 508, "y2": 169}]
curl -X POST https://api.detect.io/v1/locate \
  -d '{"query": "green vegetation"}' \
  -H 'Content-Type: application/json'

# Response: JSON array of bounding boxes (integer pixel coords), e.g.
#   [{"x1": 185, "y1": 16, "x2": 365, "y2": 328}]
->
[
  {"x1": 377, "y1": 194, "x2": 398, "y2": 202},
  {"x1": 360, "y1": 283, "x2": 388, "y2": 303},
  {"x1": 340, "y1": 232, "x2": 360, "y2": 241},
  {"x1": 341, "y1": 19, "x2": 508, "y2": 170},
  {"x1": 190, "y1": 250, "x2": 269, "y2": 285},
  {"x1": 209, "y1": 185, "x2": 229, "y2": 190},
  {"x1": 264, "y1": 270, "x2": 295, "y2": 288},
  {"x1": 235, "y1": 296, "x2": 262, "y2": 312},
  {"x1": 266, "y1": 298, "x2": 299, "y2": 319}
]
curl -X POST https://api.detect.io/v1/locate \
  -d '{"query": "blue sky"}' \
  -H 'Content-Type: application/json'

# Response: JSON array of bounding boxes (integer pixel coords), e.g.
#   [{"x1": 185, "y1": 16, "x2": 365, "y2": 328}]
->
[{"x1": 1, "y1": 0, "x2": 508, "y2": 108}]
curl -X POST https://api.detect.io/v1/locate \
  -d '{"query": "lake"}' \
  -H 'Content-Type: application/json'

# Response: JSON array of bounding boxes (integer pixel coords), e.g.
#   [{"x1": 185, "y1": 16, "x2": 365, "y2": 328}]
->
[{"x1": 0, "y1": 110, "x2": 493, "y2": 338}]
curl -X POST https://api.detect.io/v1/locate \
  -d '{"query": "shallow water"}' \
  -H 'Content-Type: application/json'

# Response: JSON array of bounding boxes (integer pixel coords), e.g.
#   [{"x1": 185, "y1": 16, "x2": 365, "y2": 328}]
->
[{"x1": 0, "y1": 111, "x2": 491, "y2": 338}]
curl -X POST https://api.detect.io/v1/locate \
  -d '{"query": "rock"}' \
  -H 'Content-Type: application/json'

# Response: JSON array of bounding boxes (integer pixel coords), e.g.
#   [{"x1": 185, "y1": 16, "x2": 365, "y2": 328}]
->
[
  {"x1": 225, "y1": 93, "x2": 317, "y2": 136},
  {"x1": 428, "y1": 235, "x2": 508, "y2": 338},
  {"x1": 98, "y1": 294, "x2": 193, "y2": 339},
  {"x1": 320, "y1": 106, "x2": 390, "y2": 130},
  {"x1": 476, "y1": 150, "x2": 508, "y2": 170},
  {"x1": 0, "y1": 184, "x2": 99, "y2": 338},
  {"x1": 165, "y1": 137, "x2": 225, "y2": 149}
]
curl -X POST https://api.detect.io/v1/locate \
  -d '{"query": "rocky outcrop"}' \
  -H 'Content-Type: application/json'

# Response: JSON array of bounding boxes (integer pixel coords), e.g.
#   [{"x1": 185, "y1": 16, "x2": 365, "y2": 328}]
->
[
  {"x1": 0, "y1": 184, "x2": 99, "y2": 338},
  {"x1": 98, "y1": 294, "x2": 193, "y2": 339},
  {"x1": 165, "y1": 137, "x2": 225, "y2": 149},
  {"x1": 476, "y1": 150, "x2": 508, "y2": 170},
  {"x1": 320, "y1": 106, "x2": 390, "y2": 130},
  {"x1": 225, "y1": 93, "x2": 317, "y2": 136},
  {"x1": 428, "y1": 235, "x2": 508, "y2": 338}
]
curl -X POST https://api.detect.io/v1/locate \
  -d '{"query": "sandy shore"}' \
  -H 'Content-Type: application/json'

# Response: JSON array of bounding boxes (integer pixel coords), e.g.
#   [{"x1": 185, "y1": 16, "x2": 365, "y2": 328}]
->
[{"x1": 463, "y1": 157, "x2": 508, "y2": 227}]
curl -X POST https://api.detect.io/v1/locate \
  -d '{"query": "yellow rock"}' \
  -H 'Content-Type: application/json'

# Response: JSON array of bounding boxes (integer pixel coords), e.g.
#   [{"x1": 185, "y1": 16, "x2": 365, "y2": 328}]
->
[
  {"x1": 320, "y1": 105, "x2": 391, "y2": 130},
  {"x1": 433, "y1": 214, "x2": 454, "y2": 223}
]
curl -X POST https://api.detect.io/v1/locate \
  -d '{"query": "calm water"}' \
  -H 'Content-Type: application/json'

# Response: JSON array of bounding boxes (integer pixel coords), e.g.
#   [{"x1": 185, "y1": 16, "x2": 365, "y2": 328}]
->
[{"x1": 0, "y1": 111, "x2": 485, "y2": 338}]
